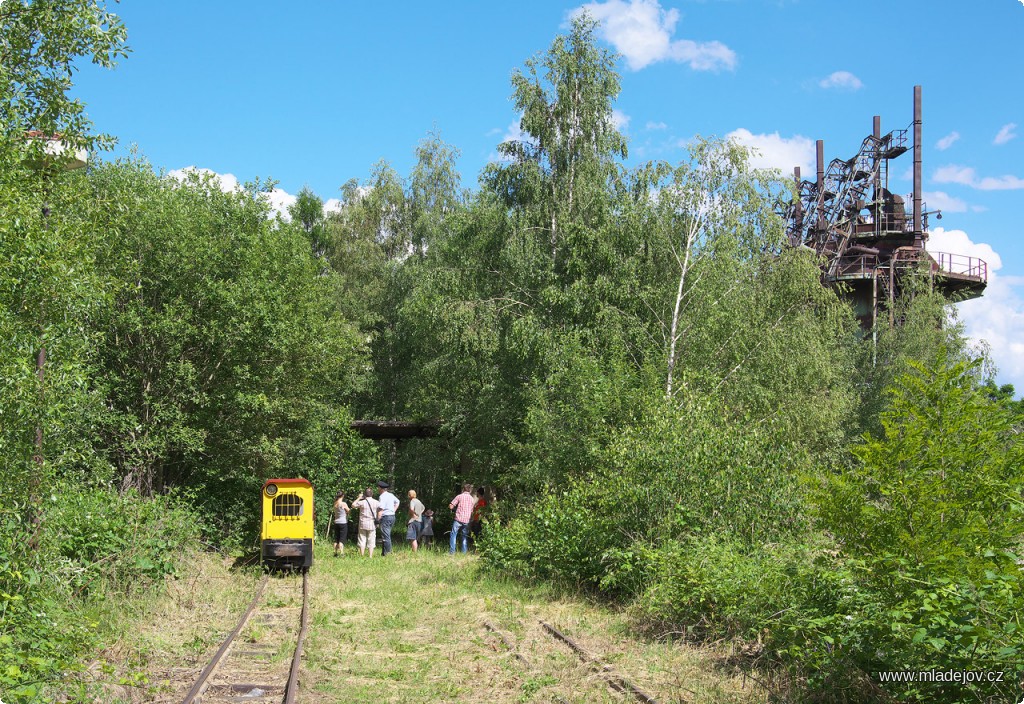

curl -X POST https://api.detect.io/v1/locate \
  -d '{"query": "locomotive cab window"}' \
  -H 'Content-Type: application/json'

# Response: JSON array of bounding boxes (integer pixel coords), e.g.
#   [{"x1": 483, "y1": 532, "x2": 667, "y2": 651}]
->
[{"x1": 272, "y1": 493, "x2": 304, "y2": 517}]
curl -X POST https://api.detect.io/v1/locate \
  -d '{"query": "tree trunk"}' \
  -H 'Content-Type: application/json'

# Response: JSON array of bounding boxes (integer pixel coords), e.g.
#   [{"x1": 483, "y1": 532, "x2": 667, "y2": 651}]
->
[{"x1": 665, "y1": 218, "x2": 698, "y2": 397}]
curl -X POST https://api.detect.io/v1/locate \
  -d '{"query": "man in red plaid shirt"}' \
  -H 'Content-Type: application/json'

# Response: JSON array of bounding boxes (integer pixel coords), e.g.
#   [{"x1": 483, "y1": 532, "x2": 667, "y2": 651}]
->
[{"x1": 448, "y1": 483, "x2": 477, "y2": 554}]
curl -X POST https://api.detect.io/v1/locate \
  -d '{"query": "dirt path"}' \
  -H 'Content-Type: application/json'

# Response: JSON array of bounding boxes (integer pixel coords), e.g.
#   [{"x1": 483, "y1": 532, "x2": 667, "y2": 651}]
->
[{"x1": 104, "y1": 546, "x2": 769, "y2": 703}]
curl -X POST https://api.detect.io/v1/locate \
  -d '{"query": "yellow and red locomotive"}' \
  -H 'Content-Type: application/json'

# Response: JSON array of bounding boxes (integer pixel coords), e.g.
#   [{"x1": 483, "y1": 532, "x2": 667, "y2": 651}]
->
[{"x1": 260, "y1": 478, "x2": 314, "y2": 570}]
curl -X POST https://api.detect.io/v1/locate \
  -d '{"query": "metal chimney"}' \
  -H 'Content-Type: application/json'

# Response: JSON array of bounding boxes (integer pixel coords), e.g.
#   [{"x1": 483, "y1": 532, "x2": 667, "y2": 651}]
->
[
  {"x1": 913, "y1": 86, "x2": 922, "y2": 234},
  {"x1": 793, "y1": 166, "x2": 803, "y2": 239},
  {"x1": 873, "y1": 116, "x2": 881, "y2": 202},
  {"x1": 815, "y1": 140, "x2": 825, "y2": 233}
]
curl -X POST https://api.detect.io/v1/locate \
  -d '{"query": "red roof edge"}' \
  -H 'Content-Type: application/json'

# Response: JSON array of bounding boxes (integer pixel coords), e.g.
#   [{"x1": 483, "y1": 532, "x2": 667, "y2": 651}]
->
[{"x1": 263, "y1": 478, "x2": 312, "y2": 487}]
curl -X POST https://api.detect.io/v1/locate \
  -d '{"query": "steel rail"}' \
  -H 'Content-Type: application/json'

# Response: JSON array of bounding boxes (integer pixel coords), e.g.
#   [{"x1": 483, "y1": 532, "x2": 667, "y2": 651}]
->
[
  {"x1": 283, "y1": 570, "x2": 310, "y2": 704},
  {"x1": 483, "y1": 621, "x2": 531, "y2": 667},
  {"x1": 540, "y1": 620, "x2": 661, "y2": 704},
  {"x1": 483, "y1": 621, "x2": 570, "y2": 704},
  {"x1": 180, "y1": 574, "x2": 270, "y2": 704}
]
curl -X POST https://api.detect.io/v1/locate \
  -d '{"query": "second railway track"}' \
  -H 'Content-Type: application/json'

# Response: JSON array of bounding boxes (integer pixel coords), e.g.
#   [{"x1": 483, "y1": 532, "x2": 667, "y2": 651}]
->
[{"x1": 181, "y1": 570, "x2": 310, "y2": 704}]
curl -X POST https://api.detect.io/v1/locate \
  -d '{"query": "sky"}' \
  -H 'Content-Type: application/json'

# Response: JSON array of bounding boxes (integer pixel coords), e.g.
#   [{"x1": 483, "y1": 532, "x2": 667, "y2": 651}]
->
[{"x1": 71, "y1": 0, "x2": 1024, "y2": 390}]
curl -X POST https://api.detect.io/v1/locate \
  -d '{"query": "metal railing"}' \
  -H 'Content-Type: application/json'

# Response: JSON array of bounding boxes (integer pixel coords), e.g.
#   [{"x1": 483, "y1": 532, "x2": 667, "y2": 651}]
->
[{"x1": 932, "y1": 251, "x2": 988, "y2": 282}]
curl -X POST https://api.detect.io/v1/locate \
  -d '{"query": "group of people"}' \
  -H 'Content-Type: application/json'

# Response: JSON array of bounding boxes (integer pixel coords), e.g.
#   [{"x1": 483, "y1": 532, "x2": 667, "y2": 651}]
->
[
  {"x1": 330, "y1": 481, "x2": 435, "y2": 557},
  {"x1": 329, "y1": 481, "x2": 491, "y2": 557}
]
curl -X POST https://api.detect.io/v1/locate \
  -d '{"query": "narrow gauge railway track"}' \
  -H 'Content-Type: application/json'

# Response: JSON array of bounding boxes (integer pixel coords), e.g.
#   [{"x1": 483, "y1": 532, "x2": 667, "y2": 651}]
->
[
  {"x1": 181, "y1": 571, "x2": 310, "y2": 704},
  {"x1": 540, "y1": 621, "x2": 661, "y2": 704},
  {"x1": 484, "y1": 619, "x2": 663, "y2": 704}
]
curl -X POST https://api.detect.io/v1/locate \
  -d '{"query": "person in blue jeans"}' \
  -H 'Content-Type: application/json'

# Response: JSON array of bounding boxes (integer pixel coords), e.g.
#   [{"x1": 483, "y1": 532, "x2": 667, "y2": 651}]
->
[
  {"x1": 448, "y1": 483, "x2": 477, "y2": 554},
  {"x1": 375, "y1": 480, "x2": 400, "y2": 556}
]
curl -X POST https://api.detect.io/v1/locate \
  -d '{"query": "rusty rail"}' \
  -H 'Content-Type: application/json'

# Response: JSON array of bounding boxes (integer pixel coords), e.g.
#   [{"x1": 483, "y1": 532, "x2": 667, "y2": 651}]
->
[
  {"x1": 483, "y1": 620, "x2": 532, "y2": 667},
  {"x1": 540, "y1": 620, "x2": 662, "y2": 704},
  {"x1": 283, "y1": 571, "x2": 310, "y2": 704},
  {"x1": 181, "y1": 570, "x2": 309, "y2": 704},
  {"x1": 483, "y1": 621, "x2": 570, "y2": 704},
  {"x1": 180, "y1": 574, "x2": 269, "y2": 704}
]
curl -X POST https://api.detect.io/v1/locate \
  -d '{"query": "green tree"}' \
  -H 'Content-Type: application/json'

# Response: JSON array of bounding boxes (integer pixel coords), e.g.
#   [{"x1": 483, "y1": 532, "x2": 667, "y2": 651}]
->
[
  {"x1": 859, "y1": 274, "x2": 971, "y2": 436},
  {"x1": 84, "y1": 160, "x2": 366, "y2": 535},
  {"x1": 1, "y1": 0, "x2": 128, "y2": 151},
  {"x1": 811, "y1": 356, "x2": 1024, "y2": 702},
  {"x1": 408, "y1": 129, "x2": 465, "y2": 258},
  {"x1": 820, "y1": 356, "x2": 1024, "y2": 573},
  {"x1": 288, "y1": 185, "x2": 328, "y2": 257},
  {"x1": 0, "y1": 0, "x2": 126, "y2": 542},
  {"x1": 486, "y1": 11, "x2": 625, "y2": 267},
  {"x1": 654, "y1": 138, "x2": 784, "y2": 396}
]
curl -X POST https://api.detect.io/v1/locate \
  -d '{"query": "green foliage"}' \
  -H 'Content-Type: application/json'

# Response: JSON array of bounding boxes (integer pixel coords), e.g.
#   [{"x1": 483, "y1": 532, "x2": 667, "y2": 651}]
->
[
  {"x1": 819, "y1": 356, "x2": 1024, "y2": 579},
  {"x1": 803, "y1": 356, "x2": 1024, "y2": 701},
  {"x1": 490, "y1": 11, "x2": 626, "y2": 266},
  {"x1": 301, "y1": 407, "x2": 384, "y2": 533},
  {"x1": 632, "y1": 535, "x2": 843, "y2": 646},
  {"x1": 288, "y1": 185, "x2": 328, "y2": 257},
  {"x1": 1, "y1": 0, "x2": 128, "y2": 151},
  {"x1": 41, "y1": 482, "x2": 200, "y2": 591},
  {"x1": 0, "y1": 487, "x2": 201, "y2": 702},
  {"x1": 859, "y1": 276, "x2": 971, "y2": 435},
  {"x1": 78, "y1": 160, "x2": 367, "y2": 539},
  {"x1": 481, "y1": 391, "x2": 815, "y2": 594}
]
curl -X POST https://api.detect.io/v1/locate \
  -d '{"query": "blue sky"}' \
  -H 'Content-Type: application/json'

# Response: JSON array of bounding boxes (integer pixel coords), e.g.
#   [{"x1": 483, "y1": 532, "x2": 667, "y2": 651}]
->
[{"x1": 72, "y1": 0, "x2": 1024, "y2": 389}]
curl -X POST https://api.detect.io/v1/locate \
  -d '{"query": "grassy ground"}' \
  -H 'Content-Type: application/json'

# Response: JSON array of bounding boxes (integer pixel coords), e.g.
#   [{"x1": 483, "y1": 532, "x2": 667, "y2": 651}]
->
[
  {"x1": 86, "y1": 551, "x2": 264, "y2": 703},
  {"x1": 303, "y1": 542, "x2": 768, "y2": 703},
  {"x1": 97, "y1": 543, "x2": 771, "y2": 703}
]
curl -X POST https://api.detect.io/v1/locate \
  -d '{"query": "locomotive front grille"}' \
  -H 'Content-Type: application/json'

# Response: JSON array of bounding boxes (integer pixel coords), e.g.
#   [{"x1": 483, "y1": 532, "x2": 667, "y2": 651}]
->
[{"x1": 272, "y1": 492, "x2": 304, "y2": 518}]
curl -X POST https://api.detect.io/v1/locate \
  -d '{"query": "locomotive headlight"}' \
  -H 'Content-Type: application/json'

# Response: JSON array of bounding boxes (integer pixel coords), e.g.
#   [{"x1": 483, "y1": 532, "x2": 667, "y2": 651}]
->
[{"x1": 265, "y1": 483, "x2": 278, "y2": 497}]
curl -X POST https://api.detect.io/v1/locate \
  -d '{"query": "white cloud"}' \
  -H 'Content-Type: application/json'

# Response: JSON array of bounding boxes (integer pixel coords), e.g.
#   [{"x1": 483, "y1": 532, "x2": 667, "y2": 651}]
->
[
  {"x1": 977, "y1": 175, "x2": 1024, "y2": 190},
  {"x1": 818, "y1": 71, "x2": 863, "y2": 91},
  {"x1": 921, "y1": 190, "x2": 968, "y2": 213},
  {"x1": 726, "y1": 128, "x2": 815, "y2": 174},
  {"x1": 645, "y1": 120, "x2": 668, "y2": 131},
  {"x1": 165, "y1": 166, "x2": 344, "y2": 221},
  {"x1": 502, "y1": 119, "x2": 524, "y2": 144},
  {"x1": 928, "y1": 227, "x2": 1001, "y2": 270},
  {"x1": 935, "y1": 131, "x2": 960, "y2": 151},
  {"x1": 927, "y1": 227, "x2": 1024, "y2": 390},
  {"x1": 167, "y1": 166, "x2": 240, "y2": 193},
  {"x1": 611, "y1": 108, "x2": 631, "y2": 131},
  {"x1": 266, "y1": 188, "x2": 297, "y2": 219},
  {"x1": 933, "y1": 164, "x2": 975, "y2": 186},
  {"x1": 575, "y1": 0, "x2": 737, "y2": 71},
  {"x1": 934, "y1": 164, "x2": 1024, "y2": 191},
  {"x1": 993, "y1": 122, "x2": 1017, "y2": 145}
]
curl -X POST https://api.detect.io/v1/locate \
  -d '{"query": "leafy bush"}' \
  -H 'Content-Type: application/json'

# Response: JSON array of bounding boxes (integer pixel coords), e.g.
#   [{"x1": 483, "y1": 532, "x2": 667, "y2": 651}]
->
[
  {"x1": 0, "y1": 486, "x2": 201, "y2": 702},
  {"x1": 0, "y1": 512, "x2": 97, "y2": 703},
  {"x1": 481, "y1": 391, "x2": 814, "y2": 595},
  {"x1": 41, "y1": 482, "x2": 200, "y2": 592},
  {"x1": 479, "y1": 487, "x2": 622, "y2": 590},
  {"x1": 807, "y1": 358, "x2": 1024, "y2": 701},
  {"x1": 818, "y1": 358, "x2": 1023, "y2": 581}
]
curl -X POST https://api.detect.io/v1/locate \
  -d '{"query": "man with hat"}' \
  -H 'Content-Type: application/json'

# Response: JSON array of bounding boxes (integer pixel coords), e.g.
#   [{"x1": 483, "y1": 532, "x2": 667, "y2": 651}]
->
[{"x1": 375, "y1": 480, "x2": 400, "y2": 556}]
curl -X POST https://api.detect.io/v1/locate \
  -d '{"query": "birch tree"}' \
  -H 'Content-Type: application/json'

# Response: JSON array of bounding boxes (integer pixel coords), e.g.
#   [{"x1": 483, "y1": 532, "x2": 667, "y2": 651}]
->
[
  {"x1": 658, "y1": 137, "x2": 784, "y2": 397},
  {"x1": 488, "y1": 12, "x2": 626, "y2": 269}
]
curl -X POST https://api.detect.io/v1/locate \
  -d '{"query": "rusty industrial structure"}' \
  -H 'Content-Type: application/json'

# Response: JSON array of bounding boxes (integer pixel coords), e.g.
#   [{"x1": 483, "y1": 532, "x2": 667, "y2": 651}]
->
[{"x1": 782, "y1": 85, "x2": 987, "y2": 330}]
